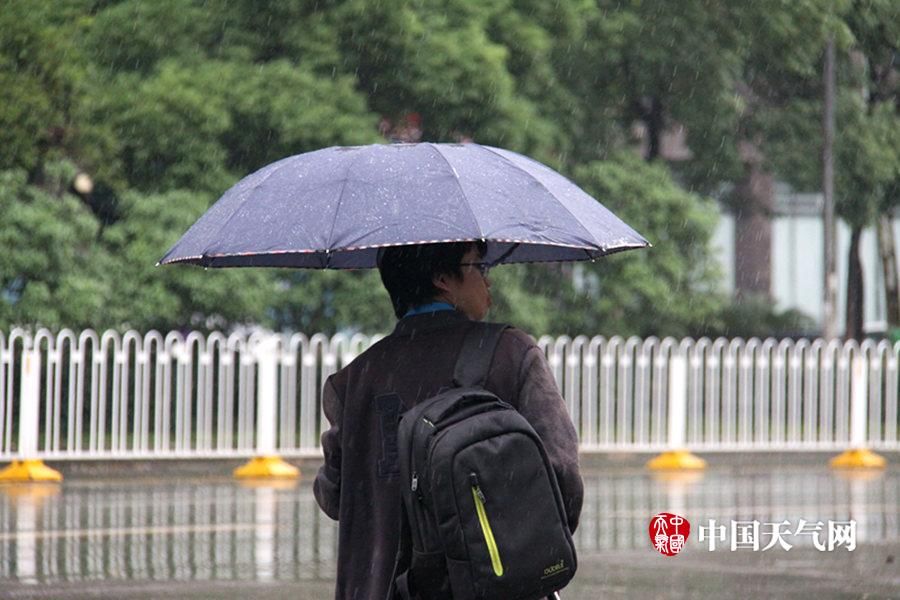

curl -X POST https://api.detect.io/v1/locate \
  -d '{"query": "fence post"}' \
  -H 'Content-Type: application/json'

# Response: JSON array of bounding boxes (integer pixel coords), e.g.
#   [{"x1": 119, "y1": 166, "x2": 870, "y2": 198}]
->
[
  {"x1": 0, "y1": 339, "x2": 62, "y2": 482},
  {"x1": 830, "y1": 354, "x2": 886, "y2": 469},
  {"x1": 234, "y1": 334, "x2": 299, "y2": 479},
  {"x1": 647, "y1": 349, "x2": 706, "y2": 471}
]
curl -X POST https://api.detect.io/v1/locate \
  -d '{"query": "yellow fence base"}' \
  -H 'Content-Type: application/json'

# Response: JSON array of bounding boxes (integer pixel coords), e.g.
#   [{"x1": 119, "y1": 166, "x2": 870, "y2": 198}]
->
[
  {"x1": 646, "y1": 450, "x2": 707, "y2": 471},
  {"x1": 829, "y1": 448, "x2": 886, "y2": 469},
  {"x1": 0, "y1": 459, "x2": 63, "y2": 483},
  {"x1": 233, "y1": 456, "x2": 300, "y2": 479}
]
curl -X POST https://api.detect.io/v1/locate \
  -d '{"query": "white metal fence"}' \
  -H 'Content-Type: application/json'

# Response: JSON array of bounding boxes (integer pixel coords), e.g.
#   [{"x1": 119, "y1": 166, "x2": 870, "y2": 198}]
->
[{"x1": 0, "y1": 329, "x2": 897, "y2": 461}]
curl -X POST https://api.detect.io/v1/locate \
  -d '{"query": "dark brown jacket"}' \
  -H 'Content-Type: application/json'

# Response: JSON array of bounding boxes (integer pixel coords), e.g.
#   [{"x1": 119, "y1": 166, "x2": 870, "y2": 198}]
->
[{"x1": 314, "y1": 310, "x2": 583, "y2": 600}]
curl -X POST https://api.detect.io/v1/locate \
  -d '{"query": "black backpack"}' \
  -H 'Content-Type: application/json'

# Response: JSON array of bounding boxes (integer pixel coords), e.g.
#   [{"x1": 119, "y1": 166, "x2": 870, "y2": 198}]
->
[{"x1": 389, "y1": 323, "x2": 577, "y2": 600}]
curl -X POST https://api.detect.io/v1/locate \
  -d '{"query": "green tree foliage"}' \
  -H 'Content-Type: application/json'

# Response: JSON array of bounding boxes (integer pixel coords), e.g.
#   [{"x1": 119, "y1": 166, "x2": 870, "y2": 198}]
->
[
  {"x1": 86, "y1": 59, "x2": 376, "y2": 194},
  {"x1": 741, "y1": 0, "x2": 898, "y2": 336},
  {"x1": 100, "y1": 188, "x2": 276, "y2": 332},
  {"x1": 0, "y1": 1, "x2": 114, "y2": 179},
  {"x1": 0, "y1": 165, "x2": 108, "y2": 329},
  {"x1": 584, "y1": 0, "x2": 746, "y2": 176},
  {"x1": 215, "y1": 60, "x2": 379, "y2": 174},
  {"x1": 92, "y1": 63, "x2": 233, "y2": 193},
  {"x1": 569, "y1": 155, "x2": 723, "y2": 337},
  {"x1": 335, "y1": 0, "x2": 519, "y2": 143},
  {"x1": 269, "y1": 270, "x2": 394, "y2": 334},
  {"x1": 480, "y1": 155, "x2": 724, "y2": 338},
  {"x1": 704, "y1": 298, "x2": 817, "y2": 340},
  {"x1": 85, "y1": 0, "x2": 220, "y2": 74},
  {"x1": 6, "y1": 0, "x2": 890, "y2": 338}
]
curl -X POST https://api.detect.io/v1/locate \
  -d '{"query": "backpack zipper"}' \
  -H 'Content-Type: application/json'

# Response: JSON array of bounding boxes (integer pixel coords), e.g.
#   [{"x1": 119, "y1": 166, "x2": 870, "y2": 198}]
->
[{"x1": 469, "y1": 473, "x2": 504, "y2": 577}]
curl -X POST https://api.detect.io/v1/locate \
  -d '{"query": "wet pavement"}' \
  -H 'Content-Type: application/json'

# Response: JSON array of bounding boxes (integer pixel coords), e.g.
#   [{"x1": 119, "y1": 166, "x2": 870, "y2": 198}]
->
[{"x1": 0, "y1": 459, "x2": 897, "y2": 599}]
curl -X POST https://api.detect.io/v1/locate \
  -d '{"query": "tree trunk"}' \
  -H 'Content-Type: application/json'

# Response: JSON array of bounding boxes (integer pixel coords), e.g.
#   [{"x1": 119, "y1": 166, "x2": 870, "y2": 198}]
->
[
  {"x1": 733, "y1": 141, "x2": 774, "y2": 300},
  {"x1": 646, "y1": 96, "x2": 663, "y2": 161},
  {"x1": 845, "y1": 225, "x2": 865, "y2": 341},
  {"x1": 876, "y1": 212, "x2": 900, "y2": 328},
  {"x1": 631, "y1": 94, "x2": 664, "y2": 161}
]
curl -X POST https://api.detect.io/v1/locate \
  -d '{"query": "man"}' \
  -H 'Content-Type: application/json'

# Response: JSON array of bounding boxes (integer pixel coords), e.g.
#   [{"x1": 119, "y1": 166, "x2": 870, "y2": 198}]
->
[{"x1": 314, "y1": 241, "x2": 583, "y2": 600}]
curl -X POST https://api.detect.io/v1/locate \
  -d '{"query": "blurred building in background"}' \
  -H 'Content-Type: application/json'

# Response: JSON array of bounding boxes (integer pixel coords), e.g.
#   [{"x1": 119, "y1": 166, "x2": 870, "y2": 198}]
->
[
  {"x1": 712, "y1": 187, "x2": 894, "y2": 336},
  {"x1": 632, "y1": 118, "x2": 892, "y2": 338}
]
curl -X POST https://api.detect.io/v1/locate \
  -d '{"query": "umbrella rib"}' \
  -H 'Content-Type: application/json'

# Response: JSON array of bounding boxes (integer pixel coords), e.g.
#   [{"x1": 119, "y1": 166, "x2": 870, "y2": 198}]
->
[
  {"x1": 196, "y1": 157, "x2": 299, "y2": 263},
  {"x1": 478, "y1": 146, "x2": 603, "y2": 249},
  {"x1": 429, "y1": 144, "x2": 484, "y2": 239},
  {"x1": 324, "y1": 149, "x2": 366, "y2": 268}
]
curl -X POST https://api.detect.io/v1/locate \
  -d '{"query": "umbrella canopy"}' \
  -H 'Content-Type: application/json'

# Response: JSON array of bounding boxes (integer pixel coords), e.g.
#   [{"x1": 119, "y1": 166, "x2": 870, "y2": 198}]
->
[{"x1": 159, "y1": 143, "x2": 649, "y2": 269}]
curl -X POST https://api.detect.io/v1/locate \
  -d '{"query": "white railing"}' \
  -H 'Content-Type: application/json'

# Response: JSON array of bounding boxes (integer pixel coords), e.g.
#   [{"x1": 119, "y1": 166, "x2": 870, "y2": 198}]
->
[
  {"x1": 0, "y1": 329, "x2": 897, "y2": 460},
  {"x1": 540, "y1": 335, "x2": 898, "y2": 452}
]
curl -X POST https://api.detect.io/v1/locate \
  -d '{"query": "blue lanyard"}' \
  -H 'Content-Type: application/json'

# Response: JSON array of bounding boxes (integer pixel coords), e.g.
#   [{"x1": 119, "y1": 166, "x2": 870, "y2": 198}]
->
[{"x1": 403, "y1": 301, "x2": 455, "y2": 318}]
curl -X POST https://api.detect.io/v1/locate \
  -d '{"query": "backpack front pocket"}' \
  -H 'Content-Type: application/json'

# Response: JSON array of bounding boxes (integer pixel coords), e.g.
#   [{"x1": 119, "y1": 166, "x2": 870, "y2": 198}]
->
[{"x1": 448, "y1": 431, "x2": 576, "y2": 600}]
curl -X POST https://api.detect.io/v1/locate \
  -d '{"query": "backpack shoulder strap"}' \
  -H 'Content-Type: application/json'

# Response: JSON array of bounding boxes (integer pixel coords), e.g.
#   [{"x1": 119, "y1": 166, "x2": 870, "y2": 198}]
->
[{"x1": 452, "y1": 322, "x2": 509, "y2": 388}]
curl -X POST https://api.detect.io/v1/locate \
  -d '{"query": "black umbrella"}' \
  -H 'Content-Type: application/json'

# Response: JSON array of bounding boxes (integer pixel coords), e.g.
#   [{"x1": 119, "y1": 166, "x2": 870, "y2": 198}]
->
[{"x1": 159, "y1": 143, "x2": 649, "y2": 268}]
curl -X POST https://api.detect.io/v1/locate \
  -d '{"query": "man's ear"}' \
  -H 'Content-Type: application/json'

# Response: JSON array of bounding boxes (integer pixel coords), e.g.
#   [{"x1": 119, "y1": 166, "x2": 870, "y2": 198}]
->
[{"x1": 432, "y1": 272, "x2": 451, "y2": 294}]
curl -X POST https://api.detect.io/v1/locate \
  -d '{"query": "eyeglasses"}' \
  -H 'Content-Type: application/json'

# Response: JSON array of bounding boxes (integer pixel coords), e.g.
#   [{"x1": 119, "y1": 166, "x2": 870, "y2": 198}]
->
[{"x1": 459, "y1": 262, "x2": 492, "y2": 277}]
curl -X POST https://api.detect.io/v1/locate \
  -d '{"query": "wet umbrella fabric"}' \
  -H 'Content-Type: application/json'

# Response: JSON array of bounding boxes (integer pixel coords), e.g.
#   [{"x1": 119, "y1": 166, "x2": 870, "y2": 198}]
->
[{"x1": 159, "y1": 143, "x2": 649, "y2": 269}]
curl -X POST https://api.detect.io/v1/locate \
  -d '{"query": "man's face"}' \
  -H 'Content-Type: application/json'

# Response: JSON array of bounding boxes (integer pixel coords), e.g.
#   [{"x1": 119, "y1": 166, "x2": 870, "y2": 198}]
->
[{"x1": 433, "y1": 247, "x2": 492, "y2": 321}]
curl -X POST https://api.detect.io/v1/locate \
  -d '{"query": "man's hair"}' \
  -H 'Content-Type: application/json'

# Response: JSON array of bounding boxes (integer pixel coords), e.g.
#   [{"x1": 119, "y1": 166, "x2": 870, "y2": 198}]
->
[{"x1": 377, "y1": 241, "x2": 487, "y2": 319}]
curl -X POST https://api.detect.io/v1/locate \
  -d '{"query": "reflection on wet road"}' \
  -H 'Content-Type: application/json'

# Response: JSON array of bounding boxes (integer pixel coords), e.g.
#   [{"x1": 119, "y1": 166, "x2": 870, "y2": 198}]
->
[
  {"x1": 0, "y1": 480, "x2": 335, "y2": 586},
  {"x1": 0, "y1": 465, "x2": 897, "y2": 598}
]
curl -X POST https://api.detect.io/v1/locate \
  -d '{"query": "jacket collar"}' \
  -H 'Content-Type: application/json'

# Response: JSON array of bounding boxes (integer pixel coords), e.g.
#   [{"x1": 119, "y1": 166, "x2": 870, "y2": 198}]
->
[{"x1": 391, "y1": 309, "x2": 471, "y2": 338}]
